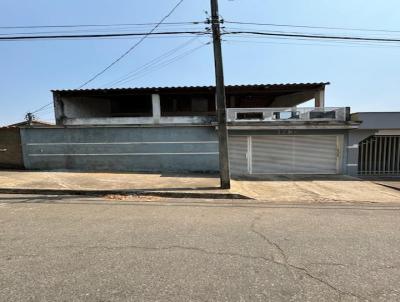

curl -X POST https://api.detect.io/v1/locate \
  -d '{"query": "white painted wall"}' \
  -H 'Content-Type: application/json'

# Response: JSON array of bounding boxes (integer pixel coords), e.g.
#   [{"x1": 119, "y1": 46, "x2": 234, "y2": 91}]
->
[{"x1": 64, "y1": 116, "x2": 216, "y2": 126}]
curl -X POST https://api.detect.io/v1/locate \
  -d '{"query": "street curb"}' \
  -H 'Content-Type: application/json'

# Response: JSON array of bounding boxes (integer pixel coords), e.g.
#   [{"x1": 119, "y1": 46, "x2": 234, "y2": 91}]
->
[{"x1": 0, "y1": 188, "x2": 251, "y2": 200}]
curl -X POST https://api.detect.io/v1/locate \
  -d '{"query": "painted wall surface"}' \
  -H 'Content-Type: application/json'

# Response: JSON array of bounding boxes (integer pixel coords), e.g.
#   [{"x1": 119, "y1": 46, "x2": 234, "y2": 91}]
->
[
  {"x1": 21, "y1": 126, "x2": 219, "y2": 172},
  {"x1": 352, "y1": 112, "x2": 400, "y2": 129},
  {"x1": 376, "y1": 130, "x2": 400, "y2": 135},
  {"x1": 64, "y1": 116, "x2": 216, "y2": 126},
  {"x1": 63, "y1": 97, "x2": 111, "y2": 118},
  {"x1": 59, "y1": 94, "x2": 216, "y2": 126},
  {"x1": 346, "y1": 129, "x2": 376, "y2": 176},
  {"x1": 20, "y1": 125, "x2": 387, "y2": 176},
  {"x1": 0, "y1": 128, "x2": 24, "y2": 169}
]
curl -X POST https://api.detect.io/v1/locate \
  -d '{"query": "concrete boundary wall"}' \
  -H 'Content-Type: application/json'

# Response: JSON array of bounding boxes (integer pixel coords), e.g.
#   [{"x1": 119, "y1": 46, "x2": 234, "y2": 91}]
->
[
  {"x1": 21, "y1": 126, "x2": 219, "y2": 172},
  {"x1": 20, "y1": 126, "x2": 370, "y2": 176}
]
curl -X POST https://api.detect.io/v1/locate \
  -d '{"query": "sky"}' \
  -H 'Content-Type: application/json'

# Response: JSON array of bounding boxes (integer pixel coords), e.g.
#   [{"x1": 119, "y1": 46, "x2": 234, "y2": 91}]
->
[{"x1": 0, "y1": 0, "x2": 400, "y2": 125}]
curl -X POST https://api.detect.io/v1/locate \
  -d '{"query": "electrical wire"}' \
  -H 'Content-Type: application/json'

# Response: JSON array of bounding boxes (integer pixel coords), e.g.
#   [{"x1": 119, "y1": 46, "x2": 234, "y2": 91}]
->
[
  {"x1": 4, "y1": 29, "x2": 400, "y2": 44},
  {"x1": 27, "y1": 0, "x2": 191, "y2": 114},
  {"x1": 28, "y1": 39, "x2": 209, "y2": 115},
  {"x1": 223, "y1": 30, "x2": 400, "y2": 43},
  {"x1": 0, "y1": 31, "x2": 206, "y2": 41},
  {"x1": 34, "y1": 110, "x2": 55, "y2": 120},
  {"x1": 78, "y1": 0, "x2": 186, "y2": 88},
  {"x1": 5, "y1": 35, "x2": 208, "y2": 42},
  {"x1": 224, "y1": 20, "x2": 400, "y2": 34},
  {"x1": 24, "y1": 18, "x2": 400, "y2": 114},
  {"x1": 223, "y1": 26, "x2": 400, "y2": 40},
  {"x1": 0, "y1": 21, "x2": 203, "y2": 30},
  {"x1": 31, "y1": 103, "x2": 53, "y2": 114},
  {"x1": 0, "y1": 23, "x2": 206, "y2": 36},
  {"x1": 114, "y1": 42, "x2": 211, "y2": 86},
  {"x1": 223, "y1": 37, "x2": 400, "y2": 49},
  {"x1": 222, "y1": 31, "x2": 400, "y2": 47},
  {"x1": 102, "y1": 36, "x2": 202, "y2": 87}
]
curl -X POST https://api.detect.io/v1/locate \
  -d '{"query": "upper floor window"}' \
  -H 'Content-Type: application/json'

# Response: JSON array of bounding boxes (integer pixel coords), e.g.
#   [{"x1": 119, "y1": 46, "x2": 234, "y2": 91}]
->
[
  {"x1": 160, "y1": 94, "x2": 215, "y2": 116},
  {"x1": 110, "y1": 95, "x2": 152, "y2": 117}
]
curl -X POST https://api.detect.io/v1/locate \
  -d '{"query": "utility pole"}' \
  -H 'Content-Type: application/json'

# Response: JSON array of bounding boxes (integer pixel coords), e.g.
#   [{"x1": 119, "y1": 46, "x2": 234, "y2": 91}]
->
[
  {"x1": 25, "y1": 112, "x2": 34, "y2": 127},
  {"x1": 210, "y1": 0, "x2": 230, "y2": 189}
]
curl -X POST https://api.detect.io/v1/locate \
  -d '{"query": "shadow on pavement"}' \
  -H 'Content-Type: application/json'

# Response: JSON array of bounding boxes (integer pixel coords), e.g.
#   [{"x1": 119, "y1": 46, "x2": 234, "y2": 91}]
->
[
  {"x1": 1, "y1": 195, "x2": 400, "y2": 210},
  {"x1": 232, "y1": 174, "x2": 363, "y2": 181}
]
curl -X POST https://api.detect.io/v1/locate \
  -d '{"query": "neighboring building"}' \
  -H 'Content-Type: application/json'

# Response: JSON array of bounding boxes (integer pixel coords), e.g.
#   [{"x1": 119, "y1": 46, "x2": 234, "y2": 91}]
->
[
  {"x1": 6, "y1": 120, "x2": 53, "y2": 128},
  {"x1": 0, "y1": 120, "x2": 53, "y2": 169},
  {"x1": 20, "y1": 82, "x2": 370, "y2": 176},
  {"x1": 0, "y1": 127, "x2": 23, "y2": 169},
  {"x1": 348, "y1": 112, "x2": 400, "y2": 177}
]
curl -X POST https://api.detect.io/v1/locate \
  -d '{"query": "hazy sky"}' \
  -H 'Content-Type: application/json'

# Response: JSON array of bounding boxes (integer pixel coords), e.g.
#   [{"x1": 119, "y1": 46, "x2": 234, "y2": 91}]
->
[{"x1": 0, "y1": 0, "x2": 399, "y2": 125}]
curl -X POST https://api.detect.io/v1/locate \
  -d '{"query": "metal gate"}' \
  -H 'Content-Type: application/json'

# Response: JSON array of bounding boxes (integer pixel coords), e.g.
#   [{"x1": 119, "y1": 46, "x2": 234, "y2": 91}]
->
[
  {"x1": 229, "y1": 135, "x2": 341, "y2": 176},
  {"x1": 358, "y1": 135, "x2": 400, "y2": 176},
  {"x1": 228, "y1": 136, "x2": 248, "y2": 176}
]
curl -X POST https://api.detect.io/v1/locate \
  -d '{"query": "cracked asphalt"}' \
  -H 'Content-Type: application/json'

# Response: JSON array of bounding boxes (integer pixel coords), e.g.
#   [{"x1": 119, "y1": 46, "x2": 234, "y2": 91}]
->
[{"x1": 1, "y1": 195, "x2": 400, "y2": 301}]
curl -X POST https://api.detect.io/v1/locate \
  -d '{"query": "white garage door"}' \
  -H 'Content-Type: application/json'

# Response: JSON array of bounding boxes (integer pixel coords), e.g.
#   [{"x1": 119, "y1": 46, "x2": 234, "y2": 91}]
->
[{"x1": 229, "y1": 135, "x2": 341, "y2": 176}]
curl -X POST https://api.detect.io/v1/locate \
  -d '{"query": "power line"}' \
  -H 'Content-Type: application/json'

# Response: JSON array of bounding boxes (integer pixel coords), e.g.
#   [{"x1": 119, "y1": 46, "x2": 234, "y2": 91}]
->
[
  {"x1": 27, "y1": 39, "x2": 209, "y2": 115},
  {"x1": 223, "y1": 30, "x2": 400, "y2": 46},
  {"x1": 102, "y1": 36, "x2": 201, "y2": 87},
  {"x1": 3, "y1": 19, "x2": 398, "y2": 34},
  {"x1": 4, "y1": 35, "x2": 208, "y2": 42},
  {"x1": 0, "y1": 23, "x2": 205, "y2": 36},
  {"x1": 31, "y1": 103, "x2": 52, "y2": 114},
  {"x1": 0, "y1": 30, "x2": 206, "y2": 41},
  {"x1": 24, "y1": 17, "x2": 400, "y2": 114},
  {"x1": 223, "y1": 26, "x2": 399, "y2": 40},
  {"x1": 0, "y1": 21, "x2": 203, "y2": 30},
  {"x1": 34, "y1": 109, "x2": 55, "y2": 118},
  {"x1": 111, "y1": 41, "x2": 211, "y2": 86},
  {"x1": 224, "y1": 20, "x2": 400, "y2": 34},
  {"x1": 223, "y1": 37, "x2": 400, "y2": 49},
  {"x1": 4, "y1": 29, "x2": 400, "y2": 44},
  {"x1": 78, "y1": 0, "x2": 186, "y2": 88},
  {"x1": 26, "y1": 0, "x2": 190, "y2": 115},
  {"x1": 224, "y1": 31, "x2": 400, "y2": 43}
]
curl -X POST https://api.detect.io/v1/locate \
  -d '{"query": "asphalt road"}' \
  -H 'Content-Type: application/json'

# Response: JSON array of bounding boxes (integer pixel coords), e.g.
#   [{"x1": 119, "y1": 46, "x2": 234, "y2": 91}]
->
[{"x1": 1, "y1": 195, "x2": 400, "y2": 301}]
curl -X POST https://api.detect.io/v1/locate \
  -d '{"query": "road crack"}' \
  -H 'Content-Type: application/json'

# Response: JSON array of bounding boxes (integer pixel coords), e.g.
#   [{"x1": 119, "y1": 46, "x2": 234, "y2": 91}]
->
[
  {"x1": 249, "y1": 215, "x2": 370, "y2": 301},
  {"x1": 50, "y1": 234, "x2": 370, "y2": 301}
]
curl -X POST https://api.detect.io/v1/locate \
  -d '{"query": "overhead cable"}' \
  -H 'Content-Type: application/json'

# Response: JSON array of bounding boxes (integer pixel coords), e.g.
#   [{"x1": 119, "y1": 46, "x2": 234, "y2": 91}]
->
[{"x1": 78, "y1": 0, "x2": 186, "y2": 88}]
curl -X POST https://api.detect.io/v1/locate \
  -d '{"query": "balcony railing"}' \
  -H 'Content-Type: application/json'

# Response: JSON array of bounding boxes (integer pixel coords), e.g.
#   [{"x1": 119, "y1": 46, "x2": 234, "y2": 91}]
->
[{"x1": 227, "y1": 107, "x2": 348, "y2": 122}]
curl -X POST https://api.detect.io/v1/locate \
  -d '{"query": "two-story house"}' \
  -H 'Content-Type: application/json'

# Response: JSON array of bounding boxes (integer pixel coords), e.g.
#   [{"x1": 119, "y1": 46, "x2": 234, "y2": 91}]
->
[{"x1": 20, "y1": 82, "x2": 374, "y2": 177}]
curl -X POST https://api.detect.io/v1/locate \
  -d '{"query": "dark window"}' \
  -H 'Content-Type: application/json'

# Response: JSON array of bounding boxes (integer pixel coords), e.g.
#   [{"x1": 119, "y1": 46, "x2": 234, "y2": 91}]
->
[
  {"x1": 228, "y1": 94, "x2": 273, "y2": 108},
  {"x1": 160, "y1": 94, "x2": 215, "y2": 116},
  {"x1": 110, "y1": 95, "x2": 152, "y2": 117},
  {"x1": 310, "y1": 111, "x2": 336, "y2": 119},
  {"x1": 237, "y1": 112, "x2": 264, "y2": 120}
]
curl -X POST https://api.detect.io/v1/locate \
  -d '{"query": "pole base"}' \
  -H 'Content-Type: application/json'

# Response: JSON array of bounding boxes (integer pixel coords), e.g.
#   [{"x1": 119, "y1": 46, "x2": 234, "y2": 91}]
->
[{"x1": 220, "y1": 180, "x2": 231, "y2": 189}]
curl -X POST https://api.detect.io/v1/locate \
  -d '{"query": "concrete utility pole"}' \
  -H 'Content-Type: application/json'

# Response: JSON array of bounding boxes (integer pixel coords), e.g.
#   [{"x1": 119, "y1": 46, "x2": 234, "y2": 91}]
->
[
  {"x1": 25, "y1": 113, "x2": 34, "y2": 126},
  {"x1": 210, "y1": 0, "x2": 231, "y2": 189}
]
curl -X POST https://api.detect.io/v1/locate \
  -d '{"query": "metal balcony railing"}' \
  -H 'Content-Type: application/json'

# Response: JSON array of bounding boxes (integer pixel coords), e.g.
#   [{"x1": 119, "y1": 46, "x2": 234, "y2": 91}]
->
[{"x1": 227, "y1": 107, "x2": 348, "y2": 122}]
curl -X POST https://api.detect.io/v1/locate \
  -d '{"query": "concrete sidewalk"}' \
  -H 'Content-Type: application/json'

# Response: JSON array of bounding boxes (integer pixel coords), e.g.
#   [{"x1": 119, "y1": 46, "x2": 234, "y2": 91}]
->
[
  {"x1": 231, "y1": 175, "x2": 400, "y2": 203},
  {"x1": 372, "y1": 180, "x2": 400, "y2": 192},
  {"x1": 0, "y1": 171, "x2": 243, "y2": 199},
  {"x1": 1, "y1": 171, "x2": 400, "y2": 203}
]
